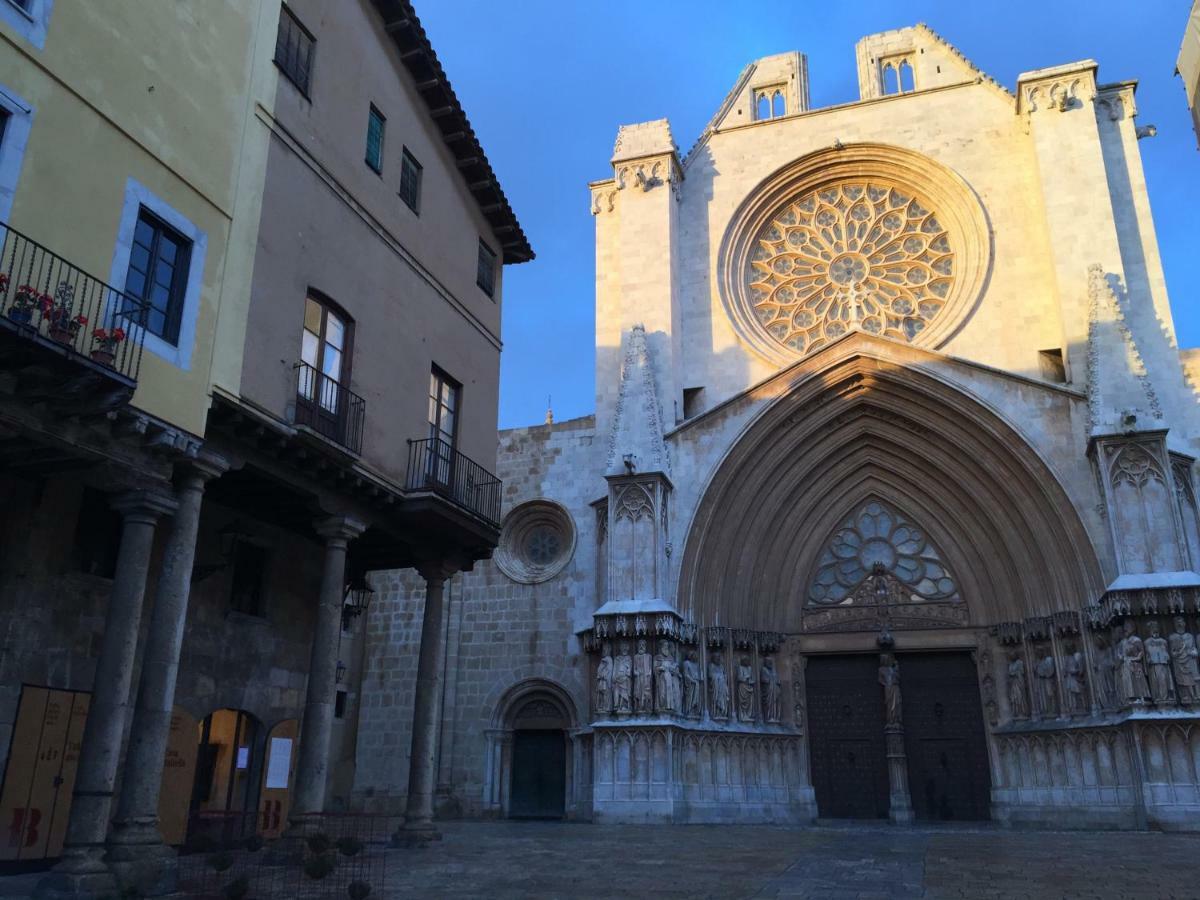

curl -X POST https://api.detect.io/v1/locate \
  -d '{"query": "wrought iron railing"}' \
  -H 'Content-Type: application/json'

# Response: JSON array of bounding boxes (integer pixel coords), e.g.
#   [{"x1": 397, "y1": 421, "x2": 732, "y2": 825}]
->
[
  {"x1": 294, "y1": 361, "x2": 366, "y2": 454},
  {"x1": 406, "y1": 437, "x2": 502, "y2": 528},
  {"x1": 0, "y1": 221, "x2": 148, "y2": 381}
]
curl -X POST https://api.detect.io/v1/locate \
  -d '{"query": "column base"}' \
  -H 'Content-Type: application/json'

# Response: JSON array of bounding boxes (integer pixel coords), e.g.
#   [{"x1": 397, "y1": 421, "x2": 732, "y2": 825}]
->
[
  {"x1": 34, "y1": 849, "x2": 117, "y2": 900},
  {"x1": 106, "y1": 843, "x2": 178, "y2": 898},
  {"x1": 888, "y1": 798, "x2": 915, "y2": 825},
  {"x1": 391, "y1": 822, "x2": 442, "y2": 847}
]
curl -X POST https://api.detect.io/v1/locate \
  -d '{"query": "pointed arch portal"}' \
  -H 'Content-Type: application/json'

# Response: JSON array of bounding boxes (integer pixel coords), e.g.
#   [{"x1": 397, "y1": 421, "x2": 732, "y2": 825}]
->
[{"x1": 677, "y1": 342, "x2": 1103, "y2": 632}]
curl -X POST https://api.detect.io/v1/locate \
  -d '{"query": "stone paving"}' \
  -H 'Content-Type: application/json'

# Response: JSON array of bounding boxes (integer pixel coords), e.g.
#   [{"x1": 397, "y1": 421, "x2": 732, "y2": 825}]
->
[{"x1": 1, "y1": 821, "x2": 1198, "y2": 898}]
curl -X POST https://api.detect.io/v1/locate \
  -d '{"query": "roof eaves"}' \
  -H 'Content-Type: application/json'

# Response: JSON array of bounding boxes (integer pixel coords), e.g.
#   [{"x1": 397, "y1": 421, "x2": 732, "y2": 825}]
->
[{"x1": 370, "y1": 0, "x2": 534, "y2": 264}]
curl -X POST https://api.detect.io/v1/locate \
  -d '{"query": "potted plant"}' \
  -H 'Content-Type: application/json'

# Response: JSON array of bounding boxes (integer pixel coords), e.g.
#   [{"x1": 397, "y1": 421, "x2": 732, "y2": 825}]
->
[
  {"x1": 46, "y1": 284, "x2": 85, "y2": 345},
  {"x1": 7, "y1": 284, "x2": 43, "y2": 325},
  {"x1": 90, "y1": 326, "x2": 126, "y2": 366}
]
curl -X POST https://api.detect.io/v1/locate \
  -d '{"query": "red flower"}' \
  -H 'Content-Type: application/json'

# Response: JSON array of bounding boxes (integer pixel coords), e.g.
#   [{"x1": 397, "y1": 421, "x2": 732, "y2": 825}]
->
[
  {"x1": 111, "y1": 327, "x2": 126, "y2": 342},
  {"x1": 73, "y1": 314, "x2": 88, "y2": 326}
]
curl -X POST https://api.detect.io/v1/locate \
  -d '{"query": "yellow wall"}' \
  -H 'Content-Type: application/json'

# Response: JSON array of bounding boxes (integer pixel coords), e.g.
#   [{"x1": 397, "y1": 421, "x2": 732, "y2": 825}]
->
[{"x1": 0, "y1": 0, "x2": 275, "y2": 435}]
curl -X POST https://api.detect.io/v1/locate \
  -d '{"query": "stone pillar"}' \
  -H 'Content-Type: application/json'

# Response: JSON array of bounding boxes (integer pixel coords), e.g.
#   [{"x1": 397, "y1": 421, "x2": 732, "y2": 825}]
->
[
  {"x1": 289, "y1": 516, "x2": 365, "y2": 826},
  {"x1": 884, "y1": 724, "x2": 914, "y2": 825},
  {"x1": 36, "y1": 490, "x2": 177, "y2": 900},
  {"x1": 396, "y1": 562, "x2": 457, "y2": 842},
  {"x1": 106, "y1": 455, "x2": 227, "y2": 896}
]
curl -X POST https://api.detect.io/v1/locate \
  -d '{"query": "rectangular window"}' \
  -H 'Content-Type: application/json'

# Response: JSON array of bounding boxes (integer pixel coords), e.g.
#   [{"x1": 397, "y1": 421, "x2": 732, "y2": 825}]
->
[
  {"x1": 122, "y1": 208, "x2": 192, "y2": 345},
  {"x1": 365, "y1": 105, "x2": 385, "y2": 173},
  {"x1": 427, "y1": 367, "x2": 460, "y2": 486},
  {"x1": 274, "y1": 4, "x2": 315, "y2": 97},
  {"x1": 334, "y1": 690, "x2": 348, "y2": 719},
  {"x1": 72, "y1": 488, "x2": 121, "y2": 578},
  {"x1": 229, "y1": 542, "x2": 267, "y2": 617},
  {"x1": 399, "y1": 148, "x2": 422, "y2": 213},
  {"x1": 476, "y1": 239, "x2": 497, "y2": 298}
]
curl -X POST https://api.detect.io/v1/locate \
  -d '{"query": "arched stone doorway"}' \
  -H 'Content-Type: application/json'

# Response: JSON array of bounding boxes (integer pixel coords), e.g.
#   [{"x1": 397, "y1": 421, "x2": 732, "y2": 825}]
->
[
  {"x1": 483, "y1": 679, "x2": 580, "y2": 820},
  {"x1": 188, "y1": 708, "x2": 264, "y2": 843},
  {"x1": 671, "y1": 342, "x2": 1104, "y2": 823}
]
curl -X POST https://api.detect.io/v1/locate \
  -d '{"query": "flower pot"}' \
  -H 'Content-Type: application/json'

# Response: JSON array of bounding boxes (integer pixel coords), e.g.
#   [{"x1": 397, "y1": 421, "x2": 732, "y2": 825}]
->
[
  {"x1": 90, "y1": 348, "x2": 115, "y2": 366},
  {"x1": 7, "y1": 307, "x2": 32, "y2": 325},
  {"x1": 49, "y1": 325, "x2": 75, "y2": 345}
]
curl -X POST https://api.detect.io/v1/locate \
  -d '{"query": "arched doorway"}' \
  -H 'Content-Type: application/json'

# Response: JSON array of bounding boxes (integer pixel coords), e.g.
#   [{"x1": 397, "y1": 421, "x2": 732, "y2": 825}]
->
[
  {"x1": 189, "y1": 709, "x2": 262, "y2": 842},
  {"x1": 485, "y1": 680, "x2": 579, "y2": 820},
  {"x1": 674, "y1": 341, "x2": 1104, "y2": 823}
]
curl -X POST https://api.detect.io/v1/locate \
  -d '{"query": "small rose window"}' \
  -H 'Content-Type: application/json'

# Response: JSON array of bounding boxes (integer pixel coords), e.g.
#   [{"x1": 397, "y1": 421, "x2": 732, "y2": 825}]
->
[{"x1": 495, "y1": 500, "x2": 576, "y2": 584}]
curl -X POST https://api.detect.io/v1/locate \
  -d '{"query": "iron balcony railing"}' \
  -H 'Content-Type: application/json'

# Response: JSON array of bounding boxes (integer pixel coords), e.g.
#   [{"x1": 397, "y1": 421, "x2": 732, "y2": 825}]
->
[
  {"x1": 0, "y1": 221, "x2": 148, "y2": 381},
  {"x1": 406, "y1": 437, "x2": 502, "y2": 528},
  {"x1": 294, "y1": 361, "x2": 366, "y2": 454}
]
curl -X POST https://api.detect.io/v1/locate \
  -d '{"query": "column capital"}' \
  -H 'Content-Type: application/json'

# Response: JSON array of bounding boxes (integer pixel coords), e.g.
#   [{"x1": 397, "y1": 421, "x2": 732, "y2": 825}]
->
[
  {"x1": 416, "y1": 557, "x2": 467, "y2": 584},
  {"x1": 314, "y1": 515, "x2": 366, "y2": 544},
  {"x1": 110, "y1": 489, "x2": 178, "y2": 523},
  {"x1": 177, "y1": 449, "x2": 231, "y2": 487}
]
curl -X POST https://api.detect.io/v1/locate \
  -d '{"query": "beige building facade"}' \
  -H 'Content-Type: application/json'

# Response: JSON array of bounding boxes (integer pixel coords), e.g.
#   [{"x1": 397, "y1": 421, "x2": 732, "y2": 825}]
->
[{"x1": 359, "y1": 25, "x2": 1200, "y2": 831}]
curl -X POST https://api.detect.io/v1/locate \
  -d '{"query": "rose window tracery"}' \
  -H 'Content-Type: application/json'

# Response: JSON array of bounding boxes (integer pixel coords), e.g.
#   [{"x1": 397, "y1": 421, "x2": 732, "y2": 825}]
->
[
  {"x1": 808, "y1": 500, "x2": 961, "y2": 605},
  {"x1": 746, "y1": 181, "x2": 955, "y2": 356}
]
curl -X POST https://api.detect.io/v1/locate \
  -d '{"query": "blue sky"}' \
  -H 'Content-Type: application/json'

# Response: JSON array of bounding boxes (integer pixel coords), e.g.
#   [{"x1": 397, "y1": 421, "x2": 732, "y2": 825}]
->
[{"x1": 417, "y1": 1, "x2": 1199, "y2": 429}]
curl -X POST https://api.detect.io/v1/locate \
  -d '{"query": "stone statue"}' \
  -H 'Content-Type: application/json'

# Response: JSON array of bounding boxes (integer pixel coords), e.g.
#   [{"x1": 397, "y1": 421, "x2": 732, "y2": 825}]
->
[
  {"x1": 1035, "y1": 652, "x2": 1058, "y2": 716},
  {"x1": 708, "y1": 651, "x2": 730, "y2": 719},
  {"x1": 633, "y1": 638, "x2": 654, "y2": 714},
  {"x1": 760, "y1": 656, "x2": 782, "y2": 723},
  {"x1": 682, "y1": 651, "x2": 702, "y2": 717},
  {"x1": 1145, "y1": 621, "x2": 1175, "y2": 704},
  {"x1": 654, "y1": 640, "x2": 682, "y2": 713},
  {"x1": 1007, "y1": 651, "x2": 1029, "y2": 719},
  {"x1": 594, "y1": 642, "x2": 613, "y2": 715},
  {"x1": 613, "y1": 641, "x2": 633, "y2": 714},
  {"x1": 1063, "y1": 642, "x2": 1087, "y2": 715},
  {"x1": 1094, "y1": 634, "x2": 1117, "y2": 708},
  {"x1": 1116, "y1": 620, "x2": 1150, "y2": 704},
  {"x1": 980, "y1": 673, "x2": 998, "y2": 727},
  {"x1": 1168, "y1": 616, "x2": 1200, "y2": 703},
  {"x1": 736, "y1": 656, "x2": 756, "y2": 722},
  {"x1": 878, "y1": 654, "x2": 902, "y2": 726}
]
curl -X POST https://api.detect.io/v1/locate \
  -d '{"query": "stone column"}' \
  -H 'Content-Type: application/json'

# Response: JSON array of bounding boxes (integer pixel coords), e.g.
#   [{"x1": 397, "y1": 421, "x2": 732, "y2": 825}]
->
[
  {"x1": 396, "y1": 562, "x2": 457, "y2": 842},
  {"x1": 879, "y1": 654, "x2": 914, "y2": 825},
  {"x1": 106, "y1": 455, "x2": 227, "y2": 896},
  {"x1": 36, "y1": 490, "x2": 177, "y2": 900},
  {"x1": 287, "y1": 516, "x2": 364, "y2": 828}
]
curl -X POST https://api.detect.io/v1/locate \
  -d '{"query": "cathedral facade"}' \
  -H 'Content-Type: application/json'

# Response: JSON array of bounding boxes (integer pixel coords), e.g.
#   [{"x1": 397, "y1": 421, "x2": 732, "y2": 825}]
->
[{"x1": 355, "y1": 26, "x2": 1200, "y2": 830}]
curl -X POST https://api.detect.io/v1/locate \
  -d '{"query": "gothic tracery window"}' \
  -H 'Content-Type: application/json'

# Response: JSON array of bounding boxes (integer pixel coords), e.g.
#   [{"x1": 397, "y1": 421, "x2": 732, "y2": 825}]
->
[
  {"x1": 746, "y1": 180, "x2": 955, "y2": 356},
  {"x1": 808, "y1": 499, "x2": 961, "y2": 605}
]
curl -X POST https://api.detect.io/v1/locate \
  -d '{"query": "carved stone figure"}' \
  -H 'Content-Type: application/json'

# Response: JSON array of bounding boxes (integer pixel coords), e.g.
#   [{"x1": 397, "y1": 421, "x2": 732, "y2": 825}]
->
[
  {"x1": 594, "y1": 642, "x2": 613, "y2": 715},
  {"x1": 1094, "y1": 635, "x2": 1117, "y2": 707},
  {"x1": 736, "y1": 656, "x2": 756, "y2": 722},
  {"x1": 1035, "y1": 652, "x2": 1058, "y2": 716},
  {"x1": 654, "y1": 640, "x2": 682, "y2": 714},
  {"x1": 708, "y1": 652, "x2": 730, "y2": 719},
  {"x1": 760, "y1": 656, "x2": 781, "y2": 723},
  {"x1": 878, "y1": 654, "x2": 902, "y2": 726},
  {"x1": 612, "y1": 641, "x2": 633, "y2": 714},
  {"x1": 1063, "y1": 642, "x2": 1087, "y2": 715},
  {"x1": 980, "y1": 673, "x2": 998, "y2": 726},
  {"x1": 1144, "y1": 621, "x2": 1175, "y2": 704},
  {"x1": 633, "y1": 638, "x2": 654, "y2": 714},
  {"x1": 1168, "y1": 616, "x2": 1200, "y2": 703},
  {"x1": 1007, "y1": 651, "x2": 1029, "y2": 719},
  {"x1": 682, "y1": 651, "x2": 702, "y2": 717},
  {"x1": 1116, "y1": 620, "x2": 1150, "y2": 704}
]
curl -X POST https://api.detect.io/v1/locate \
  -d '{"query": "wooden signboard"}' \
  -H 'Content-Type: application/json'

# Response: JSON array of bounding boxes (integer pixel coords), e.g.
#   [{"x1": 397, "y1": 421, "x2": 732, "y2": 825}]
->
[
  {"x1": 0, "y1": 687, "x2": 88, "y2": 861},
  {"x1": 157, "y1": 708, "x2": 199, "y2": 845},
  {"x1": 258, "y1": 719, "x2": 299, "y2": 837},
  {"x1": 0, "y1": 686, "x2": 197, "y2": 859}
]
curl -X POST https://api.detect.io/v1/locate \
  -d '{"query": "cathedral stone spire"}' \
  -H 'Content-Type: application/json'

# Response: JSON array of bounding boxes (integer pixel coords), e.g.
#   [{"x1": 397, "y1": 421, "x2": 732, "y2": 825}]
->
[
  {"x1": 1085, "y1": 263, "x2": 1164, "y2": 436},
  {"x1": 605, "y1": 324, "x2": 670, "y2": 478}
]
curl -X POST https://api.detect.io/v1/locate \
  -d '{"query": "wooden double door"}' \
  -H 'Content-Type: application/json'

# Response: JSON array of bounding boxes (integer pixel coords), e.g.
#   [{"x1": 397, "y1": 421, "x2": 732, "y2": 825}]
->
[
  {"x1": 508, "y1": 730, "x2": 566, "y2": 819},
  {"x1": 807, "y1": 651, "x2": 990, "y2": 822}
]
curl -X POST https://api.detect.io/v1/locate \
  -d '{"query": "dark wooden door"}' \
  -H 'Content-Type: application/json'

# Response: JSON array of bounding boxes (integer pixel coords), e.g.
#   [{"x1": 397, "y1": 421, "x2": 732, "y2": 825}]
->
[
  {"x1": 898, "y1": 652, "x2": 991, "y2": 822},
  {"x1": 806, "y1": 655, "x2": 889, "y2": 819},
  {"x1": 509, "y1": 730, "x2": 565, "y2": 819}
]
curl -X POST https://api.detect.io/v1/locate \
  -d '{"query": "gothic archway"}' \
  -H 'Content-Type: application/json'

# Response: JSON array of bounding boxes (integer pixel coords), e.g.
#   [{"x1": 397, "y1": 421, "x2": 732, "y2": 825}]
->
[
  {"x1": 676, "y1": 336, "x2": 1104, "y2": 631},
  {"x1": 483, "y1": 679, "x2": 581, "y2": 820}
]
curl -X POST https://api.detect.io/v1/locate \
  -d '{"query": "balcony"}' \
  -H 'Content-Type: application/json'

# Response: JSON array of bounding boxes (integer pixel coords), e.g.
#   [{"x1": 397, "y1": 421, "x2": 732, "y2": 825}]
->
[
  {"x1": 405, "y1": 438, "x2": 502, "y2": 529},
  {"x1": 0, "y1": 222, "x2": 148, "y2": 388},
  {"x1": 294, "y1": 361, "x2": 366, "y2": 454}
]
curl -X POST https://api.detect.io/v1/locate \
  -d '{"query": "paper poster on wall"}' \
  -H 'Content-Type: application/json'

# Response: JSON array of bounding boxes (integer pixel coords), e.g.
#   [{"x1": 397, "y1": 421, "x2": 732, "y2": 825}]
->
[{"x1": 265, "y1": 737, "x2": 292, "y2": 790}]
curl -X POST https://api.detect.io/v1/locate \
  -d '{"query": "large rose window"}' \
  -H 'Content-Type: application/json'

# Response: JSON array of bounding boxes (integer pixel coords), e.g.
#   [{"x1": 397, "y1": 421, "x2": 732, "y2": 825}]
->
[{"x1": 746, "y1": 181, "x2": 956, "y2": 356}]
